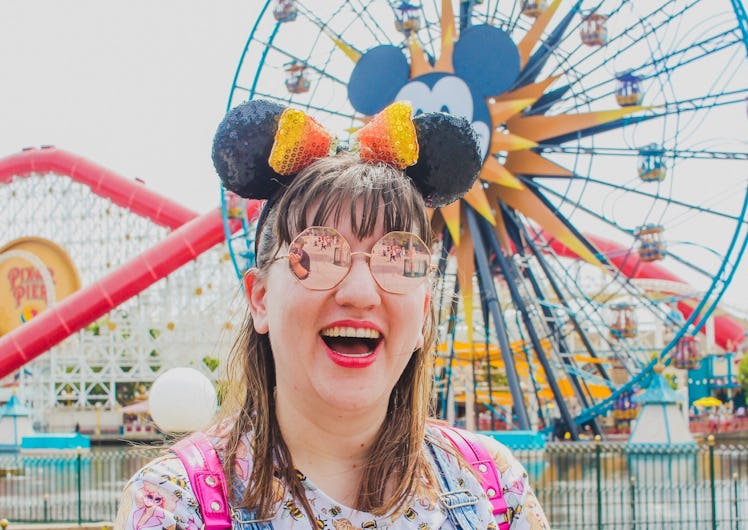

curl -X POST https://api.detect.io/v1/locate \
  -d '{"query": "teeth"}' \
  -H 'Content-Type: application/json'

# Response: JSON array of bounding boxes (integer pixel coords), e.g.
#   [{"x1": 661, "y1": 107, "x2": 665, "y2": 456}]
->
[{"x1": 320, "y1": 326, "x2": 382, "y2": 339}]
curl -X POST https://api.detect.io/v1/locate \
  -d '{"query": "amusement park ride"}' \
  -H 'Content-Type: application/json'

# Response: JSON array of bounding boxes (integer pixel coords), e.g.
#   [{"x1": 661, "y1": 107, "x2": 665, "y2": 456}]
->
[{"x1": 1, "y1": 0, "x2": 747, "y2": 441}]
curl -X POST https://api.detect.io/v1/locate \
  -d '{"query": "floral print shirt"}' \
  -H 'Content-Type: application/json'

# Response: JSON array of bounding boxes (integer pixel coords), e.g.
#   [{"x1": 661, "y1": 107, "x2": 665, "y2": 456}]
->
[{"x1": 115, "y1": 426, "x2": 549, "y2": 530}]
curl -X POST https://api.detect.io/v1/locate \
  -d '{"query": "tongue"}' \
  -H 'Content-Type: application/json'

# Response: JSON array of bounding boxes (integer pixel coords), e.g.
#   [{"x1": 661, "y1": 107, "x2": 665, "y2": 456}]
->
[{"x1": 324, "y1": 337, "x2": 373, "y2": 356}]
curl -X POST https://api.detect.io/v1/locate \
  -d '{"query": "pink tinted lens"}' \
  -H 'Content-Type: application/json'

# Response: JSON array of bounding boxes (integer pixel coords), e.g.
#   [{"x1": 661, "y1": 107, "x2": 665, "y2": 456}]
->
[
  {"x1": 288, "y1": 227, "x2": 350, "y2": 289},
  {"x1": 369, "y1": 231, "x2": 431, "y2": 293},
  {"x1": 289, "y1": 228, "x2": 430, "y2": 293}
]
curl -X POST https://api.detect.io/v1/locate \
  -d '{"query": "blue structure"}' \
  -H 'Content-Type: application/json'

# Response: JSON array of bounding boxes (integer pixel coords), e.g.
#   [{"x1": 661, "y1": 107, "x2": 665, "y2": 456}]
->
[
  {"x1": 0, "y1": 395, "x2": 34, "y2": 451},
  {"x1": 483, "y1": 430, "x2": 546, "y2": 450},
  {"x1": 627, "y1": 365, "x2": 697, "y2": 482},
  {"x1": 21, "y1": 433, "x2": 90, "y2": 453},
  {"x1": 688, "y1": 352, "x2": 741, "y2": 404},
  {"x1": 483, "y1": 430, "x2": 546, "y2": 480},
  {"x1": 629, "y1": 365, "x2": 694, "y2": 445}
]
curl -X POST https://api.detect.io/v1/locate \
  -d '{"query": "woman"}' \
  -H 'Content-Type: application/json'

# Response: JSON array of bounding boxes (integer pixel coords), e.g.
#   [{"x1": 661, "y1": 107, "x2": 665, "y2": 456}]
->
[{"x1": 115, "y1": 100, "x2": 549, "y2": 529}]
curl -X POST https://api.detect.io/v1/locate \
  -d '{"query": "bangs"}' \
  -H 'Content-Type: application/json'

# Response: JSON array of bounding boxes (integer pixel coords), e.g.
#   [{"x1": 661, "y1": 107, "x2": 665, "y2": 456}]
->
[{"x1": 273, "y1": 155, "x2": 431, "y2": 246}]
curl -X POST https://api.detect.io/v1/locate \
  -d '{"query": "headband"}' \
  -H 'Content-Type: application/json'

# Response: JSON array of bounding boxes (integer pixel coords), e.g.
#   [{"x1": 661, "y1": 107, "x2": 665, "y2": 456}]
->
[{"x1": 212, "y1": 99, "x2": 482, "y2": 209}]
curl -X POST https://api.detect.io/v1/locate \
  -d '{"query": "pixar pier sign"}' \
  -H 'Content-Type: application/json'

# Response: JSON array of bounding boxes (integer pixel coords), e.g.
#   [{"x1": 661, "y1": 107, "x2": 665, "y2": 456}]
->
[{"x1": 0, "y1": 237, "x2": 80, "y2": 337}]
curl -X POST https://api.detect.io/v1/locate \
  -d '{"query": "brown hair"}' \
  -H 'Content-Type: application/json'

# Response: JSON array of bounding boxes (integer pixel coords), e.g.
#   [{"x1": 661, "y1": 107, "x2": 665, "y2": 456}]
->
[{"x1": 217, "y1": 153, "x2": 440, "y2": 520}]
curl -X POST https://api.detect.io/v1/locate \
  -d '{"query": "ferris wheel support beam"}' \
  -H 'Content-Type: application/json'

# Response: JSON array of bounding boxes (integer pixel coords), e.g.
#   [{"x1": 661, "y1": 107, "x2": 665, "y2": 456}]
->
[
  {"x1": 475, "y1": 259, "x2": 504, "y2": 430},
  {"x1": 486, "y1": 209, "x2": 601, "y2": 432},
  {"x1": 435, "y1": 229, "x2": 464, "y2": 422},
  {"x1": 476, "y1": 212, "x2": 581, "y2": 440},
  {"x1": 441, "y1": 284, "x2": 462, "y2": 423},
  {"x1": 466, "y1": 207, "x2": 532, "y2": 431},
  {"x1": 520, "y1": 226, "x2": 610, "y2": 380},
  {"x1": 515, "y1": 222, "x2": 607, "y2": 437},
  {"x1": 511, "y1": 215, "x2": 609, "y2": 370}
]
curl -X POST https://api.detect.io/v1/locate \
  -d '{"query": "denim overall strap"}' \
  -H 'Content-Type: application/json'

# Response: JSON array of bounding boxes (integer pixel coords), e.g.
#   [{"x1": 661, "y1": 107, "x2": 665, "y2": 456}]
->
[
  {"x1": 225, "y1": 465, "x2": 274, "y2": 529},
  {"x1": 435, "y1": 426, "x2": 510, "y2": 529},
  {"x1": 427, "y1": 438, "x2": 483, "y2": 530},
  {"x1": 229, "y1": 507, "x2": 274, "y2": 530}
]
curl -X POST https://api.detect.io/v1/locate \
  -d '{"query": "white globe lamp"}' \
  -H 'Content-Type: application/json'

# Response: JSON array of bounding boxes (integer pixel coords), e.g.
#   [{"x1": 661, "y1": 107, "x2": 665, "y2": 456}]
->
[{"x1": 148, "y1": 367, "x2": 217, "y2": 433}]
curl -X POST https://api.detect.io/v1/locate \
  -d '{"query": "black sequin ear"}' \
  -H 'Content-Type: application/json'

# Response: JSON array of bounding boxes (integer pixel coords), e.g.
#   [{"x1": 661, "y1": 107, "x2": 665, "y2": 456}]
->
[
  {"x1": 212, "y1": 99, "x2": 289, "y2": 200},
  {"x1": 406, "y1": 113, "x2": 482, "y2": 208}
]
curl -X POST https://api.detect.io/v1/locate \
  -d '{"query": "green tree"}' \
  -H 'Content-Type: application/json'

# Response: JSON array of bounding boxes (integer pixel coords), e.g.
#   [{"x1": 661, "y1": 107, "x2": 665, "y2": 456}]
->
[
  {"x1": 737, "y1": 354, "x2": 748, "y2": 394},
  {"x1": 202, "y1": 355, "x2": 220, "y2": 372}
]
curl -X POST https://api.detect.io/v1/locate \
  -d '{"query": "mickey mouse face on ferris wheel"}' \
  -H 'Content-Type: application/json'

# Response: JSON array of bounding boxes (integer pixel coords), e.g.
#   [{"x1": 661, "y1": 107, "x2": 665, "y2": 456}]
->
[{"x1": 348, "y1": 24, "x2": 521, "y2": 161}]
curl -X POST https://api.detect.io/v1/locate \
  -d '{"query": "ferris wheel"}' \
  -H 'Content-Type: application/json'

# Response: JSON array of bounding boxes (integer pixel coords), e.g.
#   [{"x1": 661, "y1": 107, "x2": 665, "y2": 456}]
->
[{"x1": 220, "y1": 0, "x2": 748, "y2": 439}]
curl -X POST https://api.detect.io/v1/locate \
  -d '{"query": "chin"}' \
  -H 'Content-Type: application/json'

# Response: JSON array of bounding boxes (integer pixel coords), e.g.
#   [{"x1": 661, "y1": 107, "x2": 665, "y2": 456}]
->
[{"x1": 317, "y1": 381, "x2": 390, "y2": 413}]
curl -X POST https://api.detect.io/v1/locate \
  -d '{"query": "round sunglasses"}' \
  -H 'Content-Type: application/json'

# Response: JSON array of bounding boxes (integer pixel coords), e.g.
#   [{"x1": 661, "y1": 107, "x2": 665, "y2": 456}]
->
[{"x1": 274, "y1": 226, "x2": 433, "y2": 294}]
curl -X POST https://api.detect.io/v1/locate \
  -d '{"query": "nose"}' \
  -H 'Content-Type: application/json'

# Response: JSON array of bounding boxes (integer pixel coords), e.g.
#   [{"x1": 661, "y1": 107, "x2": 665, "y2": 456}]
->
[{"x1": 334, "y1": 255, "x2": 381, "y2": 308}]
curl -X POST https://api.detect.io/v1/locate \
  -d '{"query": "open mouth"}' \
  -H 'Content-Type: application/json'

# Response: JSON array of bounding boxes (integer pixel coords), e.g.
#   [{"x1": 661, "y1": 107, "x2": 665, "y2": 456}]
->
[{"x1": 320, "y1": 326, "x2": 383, "y2": 356}]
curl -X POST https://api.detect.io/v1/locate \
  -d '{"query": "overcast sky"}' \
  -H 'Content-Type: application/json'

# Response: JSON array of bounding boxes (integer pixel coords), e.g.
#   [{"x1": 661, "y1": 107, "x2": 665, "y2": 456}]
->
[{"x1": 1, "y1": 0, "x2": 258, "y2": 213}]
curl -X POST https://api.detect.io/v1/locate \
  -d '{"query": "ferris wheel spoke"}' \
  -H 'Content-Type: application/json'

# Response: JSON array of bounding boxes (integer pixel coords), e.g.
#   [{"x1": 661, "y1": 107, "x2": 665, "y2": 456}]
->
[
  {"x1": 542, "y1": 114, "x2": 658, "y2": 146},
  {"x1": 538, "y1": 144, "x2": 748, "y2": 162},
  {"x1": 659, "y1": 88, "x2": 748, "y2": 116},
  {"x1": 297, "y1": 2, "x2": 389, "y2": 47},
  {"x1": 544, "y1": 0, "x2": 694, "y2": 94},
  {"x1": 508, "y1": 185, "x2": 667, "y2": 315},
  {"x1": 522, "y1": 225, "x2": 659, "y2": 375},
  {"x1": 246, "y1": 37, "x2": 352, "y2": 89},
  {"x1": 547, "y1": 33, "x2": 742, "y2": 115},
  {"x1": 243, "y1": 91, "x2": 358, "y2": 121},
  {"x1": 546, "y1": 1, "x2": 716, "y2": 109},
  {"x1": 542, "y1": 173, "x2": 746, "y2": 224},
  {"x1": 644, "y1": 28, "x2": 743, "y2": 76},
  {"x1": 529, "y1": 176, "x2": 742, "y2": 297},
  {"x1": 515, "y1": 2, "x2": 583, "y2": 88},
  {"x1": 528, "y1": 178, "x2": 634, "y2": 238}
]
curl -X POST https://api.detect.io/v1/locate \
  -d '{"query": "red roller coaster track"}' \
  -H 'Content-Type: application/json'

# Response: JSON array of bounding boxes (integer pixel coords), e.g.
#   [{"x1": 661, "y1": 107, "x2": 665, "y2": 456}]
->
[{"x1": 0, "y1": 147, "x2": 252, "y2": 379}]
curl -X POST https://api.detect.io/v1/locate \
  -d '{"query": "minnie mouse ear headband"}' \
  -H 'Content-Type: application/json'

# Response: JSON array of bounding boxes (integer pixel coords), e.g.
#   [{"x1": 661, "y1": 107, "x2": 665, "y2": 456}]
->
[{"x1": 212, "y1": 99, "x2": 481, "y2": 210}]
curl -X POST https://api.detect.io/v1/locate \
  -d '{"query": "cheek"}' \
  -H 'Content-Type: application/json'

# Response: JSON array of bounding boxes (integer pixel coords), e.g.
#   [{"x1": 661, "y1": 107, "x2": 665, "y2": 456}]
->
[
  {"x1": 392, "y1": 291, "x2": 429, "y2": 339},
  {"x1": 264, "y1": 275, "x2": 318, "y2": 336}
]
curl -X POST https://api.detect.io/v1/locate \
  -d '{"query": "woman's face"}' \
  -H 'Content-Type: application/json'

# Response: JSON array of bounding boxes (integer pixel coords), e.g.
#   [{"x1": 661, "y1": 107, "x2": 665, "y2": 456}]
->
[{"x1": 248, "y1": 202, "x2": 429, "y2": 415}]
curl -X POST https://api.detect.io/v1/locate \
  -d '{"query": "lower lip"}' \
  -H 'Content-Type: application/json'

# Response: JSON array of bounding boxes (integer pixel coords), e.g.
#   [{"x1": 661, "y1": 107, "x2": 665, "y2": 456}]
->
[{"x1": 320, "y1": 338, "x2": 380, "y2": 369}]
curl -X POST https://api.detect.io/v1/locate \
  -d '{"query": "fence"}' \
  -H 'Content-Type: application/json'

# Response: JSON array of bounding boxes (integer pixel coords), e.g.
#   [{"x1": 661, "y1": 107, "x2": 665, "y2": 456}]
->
[
  {"x1": 0, "y1": 439, "x2": 746, "y2": 528},
  {"x1": 523, "y1": 437, "x2": 747, "y2": 529},
  {"x1": 0, "y1": 445, "x2": 160, "y2": 524}
]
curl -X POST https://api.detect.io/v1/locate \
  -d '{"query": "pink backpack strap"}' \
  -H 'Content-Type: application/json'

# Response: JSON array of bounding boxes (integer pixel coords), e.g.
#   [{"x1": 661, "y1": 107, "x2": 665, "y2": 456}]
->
[
  {"x1": 173, "y1": 432, "x2": 232, "y2": 530},
  {"x1": 434, "y1": 425, "x2": 510, "y2": 529}
]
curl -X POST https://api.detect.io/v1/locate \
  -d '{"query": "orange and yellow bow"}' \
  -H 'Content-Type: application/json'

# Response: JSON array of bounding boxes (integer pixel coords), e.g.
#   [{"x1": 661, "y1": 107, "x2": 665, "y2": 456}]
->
[{"x1": 269, "y1": 101, "x2": 419, "y2": 176}]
